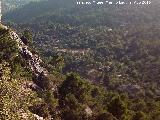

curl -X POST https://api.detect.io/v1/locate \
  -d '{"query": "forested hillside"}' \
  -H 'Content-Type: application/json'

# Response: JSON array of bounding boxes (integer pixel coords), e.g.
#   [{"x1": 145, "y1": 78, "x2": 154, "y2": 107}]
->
[
  {"x1": 2, "y1": 0, "x2": 160, "y2": 119},
  {"x1": 2, "y1": 23, "x2": 160, "y2": 120},
  {"x1": 4, "y1": 0, "x2": 160, "y2": 94},
  {"x1": 4, "y1": 0, "x2": 160, "y2": 25}
]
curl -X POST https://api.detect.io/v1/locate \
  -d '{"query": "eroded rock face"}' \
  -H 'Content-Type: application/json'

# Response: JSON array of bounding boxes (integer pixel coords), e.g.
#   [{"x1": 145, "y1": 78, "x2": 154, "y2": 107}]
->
[
  {"x1": 33, "y1": 114, "x2": 44, "y2": 120},
  {"x1": 1, "y1": 24, "x2": 59, "y2": 119},
  {"x1": 85, "y1": 106, "x2": 92, "y2": 116},
  {"x1": 9, "y1": 24, "x2": 59, "y2": 92},
  {"x1": 9, "y1": 28, "x2": 48, "y2": 77}
]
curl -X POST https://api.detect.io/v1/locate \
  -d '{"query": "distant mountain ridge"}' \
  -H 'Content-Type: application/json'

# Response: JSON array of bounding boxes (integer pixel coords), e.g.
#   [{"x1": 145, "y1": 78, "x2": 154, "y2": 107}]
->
[
  {"x1": 3, "y1": 0, "x2": 160, "y2": 26},
  {"x1": 2, "y1": 0, "x2": 42, "y2": 13}
]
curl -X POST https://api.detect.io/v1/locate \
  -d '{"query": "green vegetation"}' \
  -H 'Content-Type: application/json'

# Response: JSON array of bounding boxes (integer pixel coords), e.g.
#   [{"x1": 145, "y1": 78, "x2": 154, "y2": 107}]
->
[
  {"x1": 1, "y1": 0, "x2": 160, "y2": 119},
  {"x1": 0, "y1": 25, "x2": 36, "y2": 119},
  {"x1": 2, "y1": 24, "x2": 160, "y2": 119}
]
